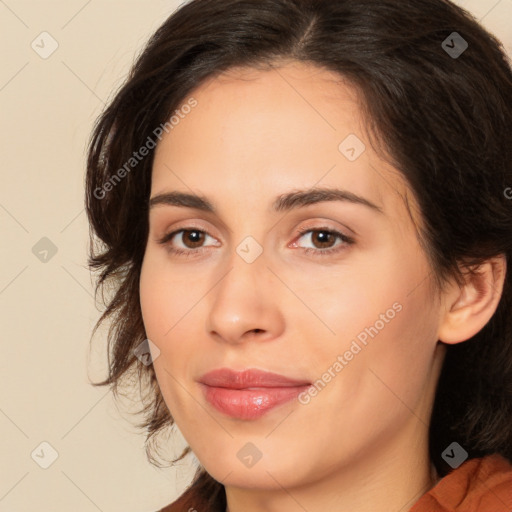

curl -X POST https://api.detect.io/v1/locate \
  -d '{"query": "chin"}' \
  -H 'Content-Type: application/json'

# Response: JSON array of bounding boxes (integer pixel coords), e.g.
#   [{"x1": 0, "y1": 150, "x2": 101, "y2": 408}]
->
[{"x1": 196, "y1": 447, "x2": 309, "y2": 490}]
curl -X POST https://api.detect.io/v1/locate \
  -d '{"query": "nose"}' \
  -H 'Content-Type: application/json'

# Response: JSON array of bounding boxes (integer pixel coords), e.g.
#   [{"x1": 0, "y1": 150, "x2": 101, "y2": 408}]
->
[{"x1": 205, "y1": 249, "x2": 285, "y2": 345}]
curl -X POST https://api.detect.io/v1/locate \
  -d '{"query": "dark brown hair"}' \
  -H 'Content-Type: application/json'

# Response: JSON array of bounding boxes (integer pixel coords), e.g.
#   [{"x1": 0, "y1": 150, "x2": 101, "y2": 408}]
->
[{"x1": 85, "y1": 0, "x2": 512, "y2": 509}]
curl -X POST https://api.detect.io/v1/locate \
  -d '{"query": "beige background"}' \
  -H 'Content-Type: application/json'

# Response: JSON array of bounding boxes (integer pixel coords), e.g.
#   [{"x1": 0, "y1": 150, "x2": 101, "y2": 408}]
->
[{"x1": 0, "y1": 1, "x2": 510, "y2": 511}]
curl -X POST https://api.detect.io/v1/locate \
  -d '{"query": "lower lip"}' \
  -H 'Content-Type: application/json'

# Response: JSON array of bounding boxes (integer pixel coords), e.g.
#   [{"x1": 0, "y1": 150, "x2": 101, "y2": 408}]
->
[{"x1": 200, "y1": 384, "x2": 310, "y2": 420}]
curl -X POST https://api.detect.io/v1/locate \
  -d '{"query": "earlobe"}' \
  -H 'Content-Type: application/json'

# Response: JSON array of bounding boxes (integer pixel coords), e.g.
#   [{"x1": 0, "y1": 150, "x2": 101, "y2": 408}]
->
[{"x1": 437, "y1": 255, "x2": 507, "y2": 345}]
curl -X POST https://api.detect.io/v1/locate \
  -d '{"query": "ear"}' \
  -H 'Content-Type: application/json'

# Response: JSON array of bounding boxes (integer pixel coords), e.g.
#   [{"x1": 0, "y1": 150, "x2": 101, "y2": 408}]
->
[{"x1": 437, "y1": 255, "x2": 507, "y2": 344}]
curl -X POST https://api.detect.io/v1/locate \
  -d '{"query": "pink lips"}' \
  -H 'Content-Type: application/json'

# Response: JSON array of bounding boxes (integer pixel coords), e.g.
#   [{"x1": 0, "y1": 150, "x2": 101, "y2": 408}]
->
[{"x1": 199, "y1": 368, "x2": 311, "y2": 420}]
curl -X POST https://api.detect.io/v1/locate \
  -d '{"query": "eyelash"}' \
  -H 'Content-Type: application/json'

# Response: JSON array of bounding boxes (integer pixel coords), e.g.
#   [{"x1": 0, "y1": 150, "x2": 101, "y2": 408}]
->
[
  {"x1": 295, "y1": 226, "x2": 355, "y2": 256},
  {"x1": 157, "y1": 226, "x2": 355, "y2": 258}
]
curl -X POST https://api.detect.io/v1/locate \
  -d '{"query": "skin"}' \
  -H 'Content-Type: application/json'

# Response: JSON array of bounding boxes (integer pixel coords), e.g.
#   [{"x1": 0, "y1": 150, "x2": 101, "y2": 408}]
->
[{"x1": 139, "y1": 61, "x2": 506, "y2": 512}]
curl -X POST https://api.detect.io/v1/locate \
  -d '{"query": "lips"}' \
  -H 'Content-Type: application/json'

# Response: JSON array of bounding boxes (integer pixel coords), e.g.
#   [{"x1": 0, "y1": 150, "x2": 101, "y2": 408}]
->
[
  {"x1": 198, "y1": 368, "x2": 312, "y2": 420},
  {"x1": 199, "y1": 368, "x2": 311, "y2": 389}
]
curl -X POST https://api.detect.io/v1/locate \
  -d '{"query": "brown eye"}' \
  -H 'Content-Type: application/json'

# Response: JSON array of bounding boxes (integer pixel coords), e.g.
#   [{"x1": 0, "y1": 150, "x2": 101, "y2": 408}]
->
[
  {"x1": 179, "y1": 229, "x2": 206, "y2": 249},
  {"x1": 309, "y1": 230, "x2": 337, "y2": 249},
  {"x1": 293, "y1": 227, "x2": 355, "y2": 257},
  {"x1": 157, "y1": 227, "x2": 219, "y2": 257}
]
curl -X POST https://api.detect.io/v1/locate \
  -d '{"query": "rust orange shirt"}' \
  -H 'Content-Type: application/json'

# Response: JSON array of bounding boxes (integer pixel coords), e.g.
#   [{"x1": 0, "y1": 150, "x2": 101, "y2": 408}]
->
[{"x1": 409, "y1": 454, "x2": 512, "y2": 512}]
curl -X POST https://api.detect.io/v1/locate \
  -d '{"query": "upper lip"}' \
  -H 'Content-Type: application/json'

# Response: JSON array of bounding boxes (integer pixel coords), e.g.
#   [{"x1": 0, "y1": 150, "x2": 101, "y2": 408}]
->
[{"x1": 199, "y1": 368, "x2": 311, "y2": 389}]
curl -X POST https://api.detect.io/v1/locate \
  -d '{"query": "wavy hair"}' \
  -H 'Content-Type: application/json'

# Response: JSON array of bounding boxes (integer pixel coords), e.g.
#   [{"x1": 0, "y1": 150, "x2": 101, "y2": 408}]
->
[{"x1": 85, "y1": 0, "x2": 512, "y2": 509}]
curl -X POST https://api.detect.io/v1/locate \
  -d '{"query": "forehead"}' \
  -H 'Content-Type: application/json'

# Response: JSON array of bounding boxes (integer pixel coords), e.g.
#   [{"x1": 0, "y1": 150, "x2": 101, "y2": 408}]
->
[{"x1": 151, "y1": 61, "x2": 415, "y2": 224}]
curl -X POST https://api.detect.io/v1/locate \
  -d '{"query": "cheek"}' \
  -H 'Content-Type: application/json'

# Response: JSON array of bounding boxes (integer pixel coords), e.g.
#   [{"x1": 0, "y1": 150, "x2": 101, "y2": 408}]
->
[
  {"x1": 139, "y1": 252, "x2": 197, "y2": 337},
  {"x1": 299, "y1": 244, "x2": 438, "y2": 404},
  {"x1": 338, "y1": 275, "x2": 439, "y2": 421},
  {"x1": 295, "y1": 296, "x2": 439, "y2": 460},
  {"x1": 140, "y1": 257, "x2": 180, "y2": 385},
  {"x1": 288, "y1": 251, "x2": 424, "y2": 353},
  {"x1": 139, "y1": 253, "x2": 203, "y2": 402}
]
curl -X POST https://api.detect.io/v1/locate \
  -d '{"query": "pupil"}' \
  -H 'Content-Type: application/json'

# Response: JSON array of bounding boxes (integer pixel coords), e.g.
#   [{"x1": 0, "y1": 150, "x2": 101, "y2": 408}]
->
[
  {"x1": 185, "y1": 230, "x2": 203, "y2": 247},
  {"x1": 314, "y1": 231, "x2": 333, "y2": 248}
]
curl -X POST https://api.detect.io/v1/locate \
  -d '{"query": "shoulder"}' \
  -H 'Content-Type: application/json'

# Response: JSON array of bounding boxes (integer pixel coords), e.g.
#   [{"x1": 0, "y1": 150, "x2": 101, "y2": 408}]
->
[{"x1": 410, "y1": 453, "x2": 512, "y2": 512}]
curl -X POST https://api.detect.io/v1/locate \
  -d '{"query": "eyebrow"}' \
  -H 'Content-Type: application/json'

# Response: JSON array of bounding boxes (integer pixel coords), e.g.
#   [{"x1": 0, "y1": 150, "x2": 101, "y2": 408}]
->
[{"x1": 149, "y1": 187, "x2": 384, "y2": 214}]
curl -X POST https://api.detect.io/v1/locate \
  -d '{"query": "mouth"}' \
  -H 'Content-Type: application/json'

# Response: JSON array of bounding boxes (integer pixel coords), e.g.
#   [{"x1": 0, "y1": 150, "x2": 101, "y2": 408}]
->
[{"x1": 198, "y1": 368, "x2": 312, "y2": 420}]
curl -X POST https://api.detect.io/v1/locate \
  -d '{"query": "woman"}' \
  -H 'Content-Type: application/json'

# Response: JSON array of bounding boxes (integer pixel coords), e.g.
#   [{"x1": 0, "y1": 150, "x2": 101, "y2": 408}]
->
[{"x1": 85, "y1": 0, "x2": 512, "y2": 510}]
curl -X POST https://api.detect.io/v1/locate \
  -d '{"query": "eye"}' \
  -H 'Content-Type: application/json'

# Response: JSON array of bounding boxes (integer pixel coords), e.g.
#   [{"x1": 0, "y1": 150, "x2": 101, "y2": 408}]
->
[
  {"x1": 157, "y1": 228, "x2": 219, "y2": 257},
  {"x1": 156, "y1": 225, "x2": 355, "y2": 258},
  {"x1": 292, "y1": 227, "x2": 355, "y2": 256}
]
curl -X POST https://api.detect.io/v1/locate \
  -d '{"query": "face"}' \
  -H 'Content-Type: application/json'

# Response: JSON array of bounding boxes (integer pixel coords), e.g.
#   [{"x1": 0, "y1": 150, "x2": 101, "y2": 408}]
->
[{"x1": 139, "y1": 61, "x2": 445, "y2": 491}]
